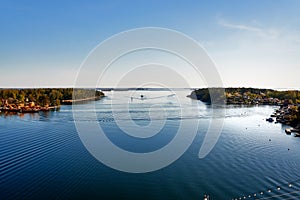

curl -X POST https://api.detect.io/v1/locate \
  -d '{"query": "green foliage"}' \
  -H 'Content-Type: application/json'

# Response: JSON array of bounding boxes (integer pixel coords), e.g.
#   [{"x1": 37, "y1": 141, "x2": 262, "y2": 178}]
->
[
  {"x1": 0, "y1": 88, "x2": 104, "y2": 107},
  {"x1": 189, "y1": 88, "x2": 225, "y2": 104},
  {"x1": 297, "y1": 106, "x2": 300, "y2": 124},
  {"x1": 189, "y1": 88, "x2": 212, "y2": 103},
  {"x1": 266, "y1": 90, "x2": 300, "y2": 104},
  {"x1": 190, "y1": 87, "x2": 300, "y2": 105}
]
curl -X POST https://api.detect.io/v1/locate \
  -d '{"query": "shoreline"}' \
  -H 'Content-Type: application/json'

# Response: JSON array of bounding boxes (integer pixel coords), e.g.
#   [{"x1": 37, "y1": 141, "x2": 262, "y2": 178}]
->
[
  {"x1": 189, "y1": 88, "x2": 300, "y2": 134},
  {"x1": 0, "y1": 88, "x2": 105, "y2": 115},
  {"x1": 61, "y1": 96, "x2": 103, "y2": 105},
  {"x1": 0, "y1": 105, "x2": 60, "y2": 113}
]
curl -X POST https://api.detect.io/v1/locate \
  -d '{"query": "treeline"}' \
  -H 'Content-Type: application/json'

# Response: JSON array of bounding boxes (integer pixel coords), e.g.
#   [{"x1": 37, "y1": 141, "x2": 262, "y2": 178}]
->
[
  {"x1": 0, "y1": 88, "x2": 104, "y2": 107},
  {"x1": 225, "y1": 88, "x2": 300, "y2": 104},
  {"x1": 189, "y1": 87, "x2": 300, "y2": 125},
  {"x1": 189, "y1": 88, "x2": 300, "y2": 105},
  {"x1": 188, "y1": 88, "x2": 224, "y2": 104}
]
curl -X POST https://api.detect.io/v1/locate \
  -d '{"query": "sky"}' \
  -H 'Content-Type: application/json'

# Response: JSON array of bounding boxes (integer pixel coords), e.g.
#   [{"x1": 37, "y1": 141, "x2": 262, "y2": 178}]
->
[{"x1": 0, "y1": 0, "x2": 300, "y2": 89}]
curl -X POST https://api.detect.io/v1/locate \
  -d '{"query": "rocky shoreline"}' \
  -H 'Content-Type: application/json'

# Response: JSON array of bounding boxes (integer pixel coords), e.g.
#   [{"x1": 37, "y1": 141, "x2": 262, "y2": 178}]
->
[
  {"x1": 189, "y1": 88, "x2": 300, "y2": 136},
  {"x1": 266, "y1": 105, "x2": 300, "y2": 136}
]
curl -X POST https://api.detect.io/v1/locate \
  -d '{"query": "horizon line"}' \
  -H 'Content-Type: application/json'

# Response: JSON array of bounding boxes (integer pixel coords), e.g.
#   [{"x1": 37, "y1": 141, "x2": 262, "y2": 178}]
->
[{"x1": 0, "y1": 87, "x2": 299, "y2": 91}]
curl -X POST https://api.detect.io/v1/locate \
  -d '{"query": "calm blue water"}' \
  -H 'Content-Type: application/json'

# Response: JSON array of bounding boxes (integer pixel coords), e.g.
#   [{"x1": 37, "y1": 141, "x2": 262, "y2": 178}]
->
[{"x1": 1, "y1": 90, "x2": 300, "y2": 200}]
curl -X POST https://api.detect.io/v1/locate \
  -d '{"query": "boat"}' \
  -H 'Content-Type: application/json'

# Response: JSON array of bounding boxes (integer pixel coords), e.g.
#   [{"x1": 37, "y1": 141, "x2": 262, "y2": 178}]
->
[
  {"x1": 0, "y1": 108, "x2": 21, "y2": 113},
  {"x1": 285, "y1": 128, "x2": 292, "y2": 135},
  {"x1": 40, "y1": 107, "x2": 50, "y2": 111},
  {"x1": 20, "y1": 108, "x2": 40, "y2": 113},
  {"x1": 266, "y1": 118, "x2": 274, "y2": 122},
  {"x1": 291, "y1": 128, "x2": 300, "y2": 133},
  {"x1": 294, "y1": 132, "x2": 300, "y2": 137}
]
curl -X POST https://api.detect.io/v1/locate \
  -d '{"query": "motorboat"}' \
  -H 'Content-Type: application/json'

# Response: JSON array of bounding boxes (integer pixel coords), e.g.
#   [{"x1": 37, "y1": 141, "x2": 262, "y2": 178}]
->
[
  {"x1": 266, "y1": 118, "x2": 274, "y2": 122},
  {"x1": 285, "y1": 128, "x2": 292, "y2": 135}
]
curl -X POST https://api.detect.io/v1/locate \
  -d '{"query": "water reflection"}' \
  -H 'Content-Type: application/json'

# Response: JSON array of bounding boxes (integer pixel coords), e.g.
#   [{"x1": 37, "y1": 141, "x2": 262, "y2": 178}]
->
[
  {"x1": 0, "y1": 110, "x2": 54, "y2": 121},
  {"x1": 1, "y1": 91, "x2": 300, "y2": 199}
]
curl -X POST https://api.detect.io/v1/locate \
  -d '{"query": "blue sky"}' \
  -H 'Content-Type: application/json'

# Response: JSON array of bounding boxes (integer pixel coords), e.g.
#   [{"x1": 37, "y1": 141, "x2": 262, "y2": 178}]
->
[{"x1": 1, "y1": 0, "x2": 300, "y2": 88}]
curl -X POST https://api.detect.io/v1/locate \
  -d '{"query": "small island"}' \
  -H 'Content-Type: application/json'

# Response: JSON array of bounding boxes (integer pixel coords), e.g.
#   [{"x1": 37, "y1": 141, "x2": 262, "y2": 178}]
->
[
  {"x1": 0, "y1": 88, "x2": 105, "y2": 114},
  {"x1": 189, "y1": 87, "x2": 300, "y2": 131}
]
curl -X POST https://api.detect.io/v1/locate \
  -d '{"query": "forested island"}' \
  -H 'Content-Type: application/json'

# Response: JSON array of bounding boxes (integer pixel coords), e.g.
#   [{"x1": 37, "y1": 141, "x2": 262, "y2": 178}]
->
[
  {"x1": 0, "y1": 88, "x2": 104, "y2": 113},
  {"x1": 189, "y1": 88, "x2": 300, "y2": 105},
  {"x1": 189, "y1": 88, "x2": 300, "y2": 128}
]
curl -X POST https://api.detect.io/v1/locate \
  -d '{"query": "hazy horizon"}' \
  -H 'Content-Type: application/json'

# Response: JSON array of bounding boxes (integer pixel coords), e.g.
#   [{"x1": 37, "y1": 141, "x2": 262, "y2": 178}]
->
[{"x1": 0, "y1": 86, "x2": 299, "y2": 91}]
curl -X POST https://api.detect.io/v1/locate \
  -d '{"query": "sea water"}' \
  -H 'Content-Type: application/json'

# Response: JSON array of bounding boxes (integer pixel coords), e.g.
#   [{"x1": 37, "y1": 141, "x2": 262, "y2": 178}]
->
[{"x1": 1, "y1": 90, "x2": 300, "y2": 199}]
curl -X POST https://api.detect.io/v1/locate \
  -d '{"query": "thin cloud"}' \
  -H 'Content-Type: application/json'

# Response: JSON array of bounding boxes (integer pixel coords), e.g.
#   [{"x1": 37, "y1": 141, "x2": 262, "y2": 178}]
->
[{"x1": 218, "y1": 19, "x2": 279, "y2": 39}]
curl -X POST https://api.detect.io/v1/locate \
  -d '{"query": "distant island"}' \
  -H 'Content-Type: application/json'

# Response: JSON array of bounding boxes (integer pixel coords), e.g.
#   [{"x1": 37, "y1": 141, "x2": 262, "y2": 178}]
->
[
  {"x1": 0, "y1": 88, "x2": 104, "y2": 113},
  {"x1": 188, "y1": 88, "x2": 300, "y2": 128}
]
